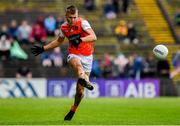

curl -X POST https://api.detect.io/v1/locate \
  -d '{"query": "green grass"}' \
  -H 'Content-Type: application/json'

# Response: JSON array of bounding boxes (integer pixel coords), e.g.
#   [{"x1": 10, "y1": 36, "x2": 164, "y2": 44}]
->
[{"x1": 0, "y1": 98, "x2": 180, "y2": 125}]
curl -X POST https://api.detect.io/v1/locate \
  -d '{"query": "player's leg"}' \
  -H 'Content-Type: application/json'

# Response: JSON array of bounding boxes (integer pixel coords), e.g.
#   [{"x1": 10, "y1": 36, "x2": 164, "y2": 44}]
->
[
  {"x1": 64, "y1": 55, "x2": 94, "y2": 120},
  {"x1": 81, "y1": 72, "x2": 94, "y2": 88},
  {"x1": 69, "y1": 57, "x2": 93, "y2": 106},
  {"x1": 64, "y1": 83, "x2": 84, "y2": 121},
  {"x1": 64, "y1": 73, "x2": 91, "y2": 120},
  {"x1": 69, "y1": 56, "x2": 85, "y2": 78},
  {"x1": 72, "y1": 72, "x2": 90, "y2": 107},
  {"x1": 77, "y1": 55, "x2": 94, "y2": 90},
  {"x1": 64, "y1": 57, "x2": 86, "y2": 121},
  {"x1": 68, "y1": 56, "x2": 93, "y2": 90}
]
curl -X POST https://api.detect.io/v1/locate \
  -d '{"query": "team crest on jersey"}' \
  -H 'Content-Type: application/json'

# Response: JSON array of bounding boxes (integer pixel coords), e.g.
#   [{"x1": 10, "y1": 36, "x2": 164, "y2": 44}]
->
[{"x1": 73, "y1": 26, "x2": 78, "y2": 30}]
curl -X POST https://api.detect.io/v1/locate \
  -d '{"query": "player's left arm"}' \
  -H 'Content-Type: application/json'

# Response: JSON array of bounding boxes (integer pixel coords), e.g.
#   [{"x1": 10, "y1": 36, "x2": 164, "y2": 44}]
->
[
  {"x1": 81, "y1": 28, "x2": 97, "y2": 42},
  {"x1": 80, "y1": 19, "x2": 97, "y2": 42}
]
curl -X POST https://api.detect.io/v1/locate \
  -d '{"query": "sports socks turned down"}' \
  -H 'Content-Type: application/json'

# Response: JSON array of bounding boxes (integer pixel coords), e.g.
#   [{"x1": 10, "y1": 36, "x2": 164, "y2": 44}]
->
[{"x1": 71, "y1": 105, "x2": 77, "y2": 112}]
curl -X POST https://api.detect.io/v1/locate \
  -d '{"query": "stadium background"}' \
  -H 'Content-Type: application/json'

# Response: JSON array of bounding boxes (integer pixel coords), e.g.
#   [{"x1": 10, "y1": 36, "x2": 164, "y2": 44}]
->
[{"x1": 0, "y1": 0, "x2": 180, "y2": 125}]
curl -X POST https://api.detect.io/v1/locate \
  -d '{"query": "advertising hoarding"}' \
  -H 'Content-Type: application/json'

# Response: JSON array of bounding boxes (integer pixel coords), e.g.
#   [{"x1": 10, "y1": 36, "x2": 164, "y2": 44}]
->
[
  {"x1": 0, "y1": 78, "x2": 46, "y2": 98},
  {"x1": 47, "y1": 79, "x2": 159, "y2": 98}
]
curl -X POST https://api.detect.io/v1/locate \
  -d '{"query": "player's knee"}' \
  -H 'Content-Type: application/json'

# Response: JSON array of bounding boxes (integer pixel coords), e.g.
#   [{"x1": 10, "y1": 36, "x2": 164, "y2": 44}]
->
[
  {"x1": 78, "y1": 71, "x2": 84, "y2": 77},
  {"x1": 78, "y1": 72, "x2": 85, "y2": 78},
  {"x1": 77, "y1": 68, "x2": 85, "y2": 78}
]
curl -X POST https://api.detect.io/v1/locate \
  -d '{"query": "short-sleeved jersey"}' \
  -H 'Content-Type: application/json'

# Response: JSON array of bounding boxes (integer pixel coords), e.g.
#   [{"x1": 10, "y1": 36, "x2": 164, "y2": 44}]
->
[{"x1": 60, "y1": 17, "x2": 94, "y2": 56}]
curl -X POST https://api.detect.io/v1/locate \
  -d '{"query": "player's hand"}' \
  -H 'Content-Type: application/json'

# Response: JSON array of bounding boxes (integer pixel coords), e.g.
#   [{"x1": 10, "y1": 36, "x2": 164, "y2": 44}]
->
[
  {"x1": 69, "y1": 34, "x2": 82, "y2": 48},
  {"x1": 31, "y1": 45, "x2": 44, "y2": 56}
]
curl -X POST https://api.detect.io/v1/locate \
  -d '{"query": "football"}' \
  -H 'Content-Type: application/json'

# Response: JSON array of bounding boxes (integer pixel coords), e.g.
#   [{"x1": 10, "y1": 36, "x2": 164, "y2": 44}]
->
[{"x1": 153, "y1": 44, "x2": 168, "y2": 59}]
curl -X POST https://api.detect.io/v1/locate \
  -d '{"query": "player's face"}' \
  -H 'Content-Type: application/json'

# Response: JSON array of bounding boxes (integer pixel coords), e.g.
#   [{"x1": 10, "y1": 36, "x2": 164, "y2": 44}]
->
[{"x1": 66, "y1": 11, "x2": 78, "y2": 26}]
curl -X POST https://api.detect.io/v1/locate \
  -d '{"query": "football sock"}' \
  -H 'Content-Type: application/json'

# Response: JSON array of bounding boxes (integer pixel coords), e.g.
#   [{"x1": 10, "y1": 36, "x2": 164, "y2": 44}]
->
[
  {"x1": 64, "y1": 105, "x2": 77, "y2": 121},
  {"x1": 64, "y1": 110, "x2": 75, "y2": 121},
  {"x1": 71, "y1": 105, "x2": 77, "y2": 112}
]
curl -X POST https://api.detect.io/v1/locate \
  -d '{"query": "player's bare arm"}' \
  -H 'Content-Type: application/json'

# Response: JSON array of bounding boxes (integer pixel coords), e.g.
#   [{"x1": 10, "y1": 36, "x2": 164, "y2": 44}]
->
[
  {"x1": 44, "y1": 36, "x2": 65, "y2": 51},
  {"x1": 81, "y1": 28, "x2": 97, "y2": 42},
  {"x1": 31, "y1": 36, "x2": 64, "y2": 56}
]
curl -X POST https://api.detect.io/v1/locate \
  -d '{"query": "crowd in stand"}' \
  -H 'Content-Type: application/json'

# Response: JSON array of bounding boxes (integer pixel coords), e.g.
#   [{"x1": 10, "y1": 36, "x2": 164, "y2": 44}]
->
[
  {"x1": 84, "y1": 0, "x2": 131, "y2": 19},
  {"x1": 174, "y1": 9, "x2": 180, "y2": 26},
  {"x1": 0, "y1": 15, "x2": 64, "y2": 67},
  {"x1": 91, "y1": 52, "x2": 174, "y2": 79},
  {"x1": 1, "y1": 14, "x2": 172, "y2": 79},
  {"x1": 103, "y1": 0, "x2": 131, "y2": 20},
  {"x1": 114, "y1": 20, "x2": 139, "y2": 44},
  {"x1": 0, "y1": 0, "x2": 180, "y2": 79}
]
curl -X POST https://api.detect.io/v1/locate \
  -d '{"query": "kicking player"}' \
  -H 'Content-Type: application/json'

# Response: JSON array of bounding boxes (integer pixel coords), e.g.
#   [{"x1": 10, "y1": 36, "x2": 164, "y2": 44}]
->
[{"x1": 31, "y1": 5, "x2": 97, "y2": 120}]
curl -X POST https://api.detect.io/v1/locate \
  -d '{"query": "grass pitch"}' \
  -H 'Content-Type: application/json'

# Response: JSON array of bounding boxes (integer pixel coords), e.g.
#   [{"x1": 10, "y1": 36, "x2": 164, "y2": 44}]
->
[{"x1": 0, "y1": 98, "x2": 180, "y2": 125}]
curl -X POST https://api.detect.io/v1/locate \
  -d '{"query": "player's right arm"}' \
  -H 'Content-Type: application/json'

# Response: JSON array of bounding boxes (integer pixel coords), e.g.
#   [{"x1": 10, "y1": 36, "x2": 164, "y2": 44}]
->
[
  {"x1": 31, "y1": 28, "x2": 65, "y2": 56},
  {"x1": 44, "y1": 28, "x2": 65, "y2": 51},
  {"x1": 44, "y1": 36, "x2": 64, "y2": 51},
  {"x1": 31, "y1": 36, "x2": 64, "y2": 56}
]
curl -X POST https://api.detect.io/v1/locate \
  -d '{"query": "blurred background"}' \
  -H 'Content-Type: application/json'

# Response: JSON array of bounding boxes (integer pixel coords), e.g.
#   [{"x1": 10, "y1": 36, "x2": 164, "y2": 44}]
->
[{"x1": 0, "y1": 0, "x2": 180, "y2": 98}]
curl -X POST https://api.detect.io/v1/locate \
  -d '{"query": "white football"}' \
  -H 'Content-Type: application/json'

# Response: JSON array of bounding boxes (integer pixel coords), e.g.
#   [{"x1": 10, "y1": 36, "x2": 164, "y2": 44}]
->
[{"x1": 153, "y1": 44, "x2": 168, "y2": 59}]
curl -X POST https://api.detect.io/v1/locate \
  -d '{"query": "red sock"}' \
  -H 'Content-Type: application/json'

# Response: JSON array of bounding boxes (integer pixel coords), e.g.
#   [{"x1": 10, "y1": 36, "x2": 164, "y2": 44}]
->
[{"x1": 71, "y1": 105, "x2": 78, "y2": 112}]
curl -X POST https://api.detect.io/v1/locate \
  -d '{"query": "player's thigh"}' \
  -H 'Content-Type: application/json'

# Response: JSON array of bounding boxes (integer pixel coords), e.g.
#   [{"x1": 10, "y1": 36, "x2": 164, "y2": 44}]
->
[
  {"x1": 68, "y1": 57, "x2": 83, "y2": 71},
  {"x1": 81, "y1": 55, "x2": 93, "y2": 73}
]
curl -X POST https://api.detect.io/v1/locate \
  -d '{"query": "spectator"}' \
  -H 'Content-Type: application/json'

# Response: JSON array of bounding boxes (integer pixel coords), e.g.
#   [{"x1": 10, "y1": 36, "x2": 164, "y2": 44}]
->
[
  {"x1": 8, "y1": 19, "x2": 18, "y2": 40},
  {"x1": 55, "y1": 16, "x2": 64, "y2": 29},
  {"x1": 91, "y1": 59, "x2": 102, "y2": 78},
  {"x1": 44, "y1": 15, "x2": 56, "y2": 36},
  {"x1": 134, "y1": 55, "x2": 143, "y2": 80},
  {"x1": 54, "y1": 16, "x2": 64, "y2": 37},
  {"x1": 171, "y1": 50, "x2": 180, "y2": 78},
  {"x1": 17, "y1": 20, "x2": 32, "y2": 46},
  {"x1": 84, "y1": 0, "x2": 95, "y2": 11},
  {"x1": 174, "y1": 9, "x2": 180, "y2": 26},
  {"x1": 122, "y1": 0, "x2": 130, "y2": 13},
  {"x1": 41, "y1": 52, "x2": 52, "y2": 67},
  {"x1": 50, "y1": 47, "x2": 63, "y2": 67},
  {"x1": 112, "y1": 0, "x2": 120, "y2": 14},
  {"x1": 103, "y1": 0, "x2": 117, "y2": 19},
  {"x1": 102, "y1": 53, "x2": 113, "y2": 78},
  {"x1": 157, "y1": 59, "x2": 170, "y2": 78},
  {"x1": 0, "y1": 34, "x2": 11, "y2": 60},
  {"x1": 114, "y1": 20, "x2": 128, "y2": 43},
  {"x1": 125, "y1": 22, "x2": 139, "y2": 44},
  {"x1": 114, "y1": 53, "x2": 128, "y2": 78},
  {"x1": 0, "y1": 24, "x2": 9, "y2": 36},
  {"x1": 124, "y1": 55, "x2": 135, "y2": 78},
  {"x1": 36, "y1": 16, "x2": 44, "y2": 28},
  {"x1": 0, "y1": 25, "x2": 12, "y2": 60},
  {"x1": 30, "y1": 23, "x2": 47, "y2": 44},
  {"x1": 141, "y1": 53, "x2": 157, "y2": 78},
  {"x1": 16, "y1": 66, "x2": 32, "y2": 78},
  {"x1": 10, "y1": 39, "x2": 28, "y2": 60},
  {"x1": 157, "y1": 58, "x2": 175, "y2": 96}
]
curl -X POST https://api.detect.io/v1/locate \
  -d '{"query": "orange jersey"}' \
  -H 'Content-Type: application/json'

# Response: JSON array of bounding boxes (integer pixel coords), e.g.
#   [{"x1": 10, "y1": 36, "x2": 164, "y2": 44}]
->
[{"x1": 60, "y1": 17, "x2": 94, "y2": 56}]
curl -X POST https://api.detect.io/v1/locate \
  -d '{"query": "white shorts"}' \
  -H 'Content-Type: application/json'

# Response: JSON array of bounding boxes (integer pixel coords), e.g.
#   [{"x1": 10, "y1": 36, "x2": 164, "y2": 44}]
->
[{"x1": 67, "y1": 54, "x2": 93, "y2": 73}]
